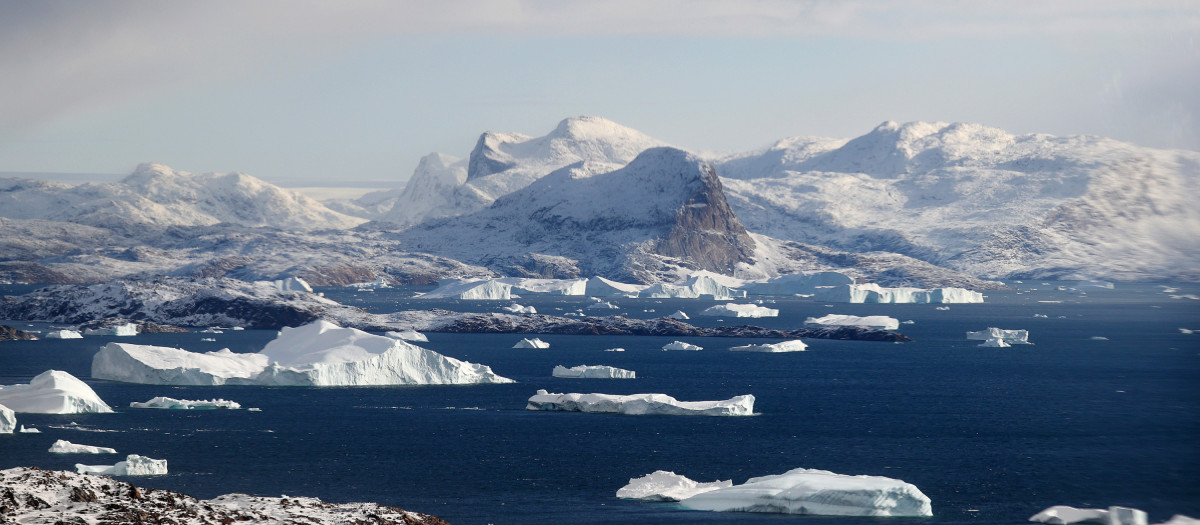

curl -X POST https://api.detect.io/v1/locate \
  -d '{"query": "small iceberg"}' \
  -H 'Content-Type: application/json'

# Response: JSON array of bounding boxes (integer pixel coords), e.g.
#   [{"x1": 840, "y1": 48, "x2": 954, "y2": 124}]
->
[
  {"x1": 44, "y1": 330, "x2": 83, "y2": 339},
  {"x1": 603, "y1": 348, "x2": 625, "y2": 352},
  {"x1": 662, "y1": 341, "x2": 702, "y2": 351},
  {"x1": 804, "y1": 314, "x2": 899, "y2": 331},
  {"x1": 0, "y1": 370, "x2": 113, "y2": 414},
  {"x1": 526, "y1": 390, "x2": 754, "y2": 416},
  {"x1": 616, "y1": 471, "x2": 732, "y2": 501},
  {"x1": 678, "y1": 467, "x2": 933, "y2": 517},
  {"x1": 698, "y1": 304, "x2": 779, "y2": 318},
  {"x1": 665, "y1": 310, "x2": 690, "y2": 320},
  {"x1": 730, "y1": 340, "x2": 807, "y2": 352},
  {"x1": 585, "y1": 301, "x2": 620, "y2": 310},
  {"x1": 130, "y1": 397, "x2": 241, "y2": 410},
  {"x1": 1030, "y1": 505, "x2": 1151, "y2": 525},
  {"x1": 49, "y1": 440, "x2": 117, "y2": 454},
  {"x1": 513, "y1": 338, "x2": 550, "y2": 349},
  {"x1": 18, "y1": 425, "x2": 39, "y2": 433},
  {"x1": 503, "y1": 303, "x2": 537, "y2": 314},
  {"x1": 552, "y1": 365, "x2": 636, "y2": 379},
  {"x1": 76, "y1": 454, "x2": 167, "y2": 476},
  {"x1": 966, "y1": 327, "x2": 1031, "y2": 345},
  {"x1": 82, "y1": 323, "x2": 139, "y2": 336}
]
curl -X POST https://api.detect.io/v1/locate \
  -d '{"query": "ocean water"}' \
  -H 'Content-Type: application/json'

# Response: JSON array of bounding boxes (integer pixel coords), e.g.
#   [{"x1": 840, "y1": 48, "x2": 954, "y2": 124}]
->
[{"x1": 1, "y1": 282, "x2": 1197, "y2": 525}]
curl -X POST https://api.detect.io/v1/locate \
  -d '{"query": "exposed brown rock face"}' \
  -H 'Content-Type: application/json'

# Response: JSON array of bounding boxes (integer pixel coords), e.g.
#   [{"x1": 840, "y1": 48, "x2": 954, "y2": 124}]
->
[
  {"x1": 652, "y1": 161, "x2": 756, "y2": 274},
  {"x1": 0, "y1": 324, "x2": 37, "y2": 341}
]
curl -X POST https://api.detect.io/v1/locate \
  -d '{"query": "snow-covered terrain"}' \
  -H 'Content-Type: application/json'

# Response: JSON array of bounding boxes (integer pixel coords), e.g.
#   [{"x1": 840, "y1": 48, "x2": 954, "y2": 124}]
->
[
  {"x1": 0, "y1": 370, "x2": 113, "y2": 414},
  {"x1": 551, "y1": 365, "x2": 636, "y2": 379},
  {"x1": 616, "y1": 471, "x2": 732, "y2": 501},
  {"x1": 526, "y1": 390, "x2": 754, "y2": 416},
  {"x1": 678, "y1": 467, "x2": 933, "y2": 517}
]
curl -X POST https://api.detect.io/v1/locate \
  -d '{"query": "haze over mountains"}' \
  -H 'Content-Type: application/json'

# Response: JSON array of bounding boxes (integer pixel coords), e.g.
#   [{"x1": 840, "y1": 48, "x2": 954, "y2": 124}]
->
[{"x1": 1, "y1": 116, "x2": 1196, "y2": 286}]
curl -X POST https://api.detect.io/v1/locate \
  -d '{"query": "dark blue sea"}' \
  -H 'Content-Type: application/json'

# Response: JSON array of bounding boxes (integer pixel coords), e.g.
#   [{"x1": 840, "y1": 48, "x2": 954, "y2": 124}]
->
[{"x1": 1, "y1": 282, "x2": 1197, "y2": 525}]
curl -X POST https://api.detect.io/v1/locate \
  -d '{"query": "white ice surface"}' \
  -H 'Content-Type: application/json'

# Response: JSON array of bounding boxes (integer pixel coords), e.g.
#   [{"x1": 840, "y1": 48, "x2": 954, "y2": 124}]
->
[
  {"x1": 552, "y1": 365, "x2": 636, "y2": 379},
  {"x1": 386, "y1": 329, "x2": 429, "y2": 342},
  {"x1": 966, "y1": 327, "x2": 1031, "y2": 344},
  {"x1": 699, "y1": 303, "x2": 779, "y2": 318},
  {"x1": 76, "y1": 454, "x2": 167, "y2": 476},
  {"x1": 83, "y1": 323, "x2": 138, "y2": 336},
  {"x1": 1029, "y1": 505, "x2": 1150, "y2": 525},
  {"x1": 679, "y1": 467, "x2": 933, "y2": 517},
  {"x1": 730, "y1": 340, "x2": 808, "y2": 352},
  {"x1": 815, "y1": 284, "x2": 984, "y2": 304},
  {"x1": 44, "y1": 330, "x2": 83, "y2": 339},
  {"x1": 93, "y1": 344, "x2": 269, "y2": 386},
  {"x1": 804, "y1": 314, "x2": 900, "y2": 330},
  {"x1": 497, "y1": 277, "x2": 587, "y2": 295},
  {"x1": 49, "y1": 440, "x2": 117, "y2": 454},
  {"x1": 0, "y1": 370, "x2": 113, "y2": 414},
  {"x1": 662, "y1": 341, "x2": 703, "y2": 351},
  {"x1": 616, "y1": 470, "x2": 732, "y2": 501},
  {"x1": 419, "y1": 278, "x2": 512, "y2": 300},
  {"x1": 130, "y1": 397, "x2": 241, "y2": 410},
  {"x1": 513, "y1": 338, "x2": 550, "y2": 349},
  {"x1": 527, "y1": 389, "x2": 754, "y2": 416},
  {"x1": 0, "y1": 404, "x2": 14, "y2": 433}
]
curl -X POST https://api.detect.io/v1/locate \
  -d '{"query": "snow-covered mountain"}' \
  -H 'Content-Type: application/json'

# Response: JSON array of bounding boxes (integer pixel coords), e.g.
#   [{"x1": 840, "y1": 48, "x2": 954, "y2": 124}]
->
[{"x1": 0, "y1": 163, "x2": 365, "y2": 232}]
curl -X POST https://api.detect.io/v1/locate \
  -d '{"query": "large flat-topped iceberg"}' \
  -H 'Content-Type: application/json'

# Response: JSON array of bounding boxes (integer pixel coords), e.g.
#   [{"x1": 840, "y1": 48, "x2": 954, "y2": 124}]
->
[
  {"x1": 741, "y1": 272, "x2": 854, "y2": 295},
  {"x1": 92, "y1": 321, "x2": 512, "y2": 387},
  {"x1": 76, "y1": 454, "x2": 167, "y2": 476},
  {"x1": 699, "y1": 303, "x2": 779, "y2": 318},
  {"x1": 44, "y1": 329, "x2": 83, "y2": 339},
  {"x1": 967, "y1": 327, "x2": 1031, "y2": 344},
  {"x1": 816, "y1": 283, "x2": 984, "y2": 304},
  {"x1": 638, "y1": 275, "x2": 745, "y2": 299},
  {"x1": 805, "y1": 314, "x2": 900, "y2": 331},
  {"x1": 526, "y1": 390, "x2": 754, "y2": 416},
  {"x1": 419, "y1": 278, "x2": 512, "y2": 300},
  {"x1": 50, "y1": 440, "x2": 117, "y2": 454},
  {"x1": 617, "y1": 471, "x2": 732, "y2": 501},
  {"x1": 679, "y1": 467, "x2": 933, "y2": 517},
  {"x1": 130, "y1": 397, "x2": 241, "y2": 410},
  {"x1": 1030, "y1": 505, "x2": 1150, "y2": 525},
  {"x1": 497, "y1": 277, "x2": 587, "y2": 295},
  {"x1": 552, "y1": 365, "x2": 636, "y2": 379},
  {"x1": 730, "y1": 340, "x2": 808, "y2": 352},
  {"x1": 0, "y1": 370, "x2": 113, "y2": 414}
]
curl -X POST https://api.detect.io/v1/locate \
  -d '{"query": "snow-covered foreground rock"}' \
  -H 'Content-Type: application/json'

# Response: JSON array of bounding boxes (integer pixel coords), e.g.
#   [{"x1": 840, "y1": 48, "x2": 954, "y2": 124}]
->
[
  {"x1": 699, "y1": 303, "x2": 778, "y2": 318},
  {"x1": 92, "y1": 320, "x2": 512, "y2": 386},
  {"x1": 130, "y1": 397, "x2": 241, "y2": 409},
  {"x1": 616, "y1": 471, "x2": 732, "y2": 501},
  {"x1": 0, "y1": 467, "x2": 451, "y2": 524},
  {"x1": 0, "y1": 404, "x2": 14, "y2": 433},
  {"x1": 815, "y1": 283, "x2": 984, "y2": 303},
  {"x1": 76, "y1": 454, "x2": 168, "y2": 476},
  {"x1": 678, "y1": 467, "x2": 933, "y2": 517},
  {"x1": 0, "y1": 370, "x2": 113, "y2": 414},
  {"x1": 967, "y1": 327, "x2": 1032, "y2": 344},
  {"x1": 50, "y1": 440, "x2": 117, "y2": 454},
  {"x1": 526, "y1": 389, "x2": 754, "y2": 416},
  {"x1": 805, "y1": 314, "x2": 900, "y2": 331},
  {"x1": 730, "y1": 340, "x2": 808, "y2": 352},
  {"x1": 552, "y1": 365, "x2": 636, "y2": 379}
]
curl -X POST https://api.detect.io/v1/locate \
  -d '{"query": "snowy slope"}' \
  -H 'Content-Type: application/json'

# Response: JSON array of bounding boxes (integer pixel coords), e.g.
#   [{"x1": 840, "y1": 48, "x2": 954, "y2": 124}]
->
[{"x1": 0, "y1": 163, "x2": 365, "y2": 231}]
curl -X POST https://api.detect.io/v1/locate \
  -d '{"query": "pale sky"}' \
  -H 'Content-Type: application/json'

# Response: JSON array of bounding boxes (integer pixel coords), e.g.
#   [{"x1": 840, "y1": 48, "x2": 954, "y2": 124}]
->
[{"x1": 1, "y1": 0, "x2": 1197, "y2": 187}]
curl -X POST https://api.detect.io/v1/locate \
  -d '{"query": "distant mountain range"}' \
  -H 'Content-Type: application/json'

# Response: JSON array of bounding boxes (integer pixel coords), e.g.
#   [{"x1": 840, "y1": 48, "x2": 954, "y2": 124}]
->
[{"x1": 1, "y1": 117, "x2": 1196, "y2": 285}]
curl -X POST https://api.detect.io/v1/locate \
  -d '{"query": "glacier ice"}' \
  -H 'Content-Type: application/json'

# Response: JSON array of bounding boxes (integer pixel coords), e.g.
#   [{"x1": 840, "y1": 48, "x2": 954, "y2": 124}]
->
[
  {"x1": 815, "y1": 283, "x2": 984, "y2": 304},
  {"x1": 497, "y1": 277, "x2": 587, "y2": 295},
  {"x1": 741, "y1": 271, "x2": 854, "y2": 295},
  {"x1": 616, "y1": 471, "x2": 732, "y2": 501},
  {"x1": 679, "y1": 467, "x2": 933, "y2": 517},
  {"x1": 638, "y1": 275, "x2": 745, "y2": 300},
  {"x1": 130, "y1": 397, "x2": 241, "y2": 410},
  {"x1": 1030, "y1": 505, "x2": 1149, "y2": 525},
  {"x1": 92, "y1": 321, "x2": 512, "y2": 386},
  {"x1": 83, "y1": 323, "x2": 138, "y2": 336},
  {"x1": 699, "y1": 303, "x2": 779, "y2": 318},
  {"x1": 76, "y1": 454, "x2": 167, "y2": 476},
  {"x1": 0, "y1": 370, "x2": 113, "y2": 414},
  {"x1": 513, "y1": 337, "x2": 550, "y2": 349},
  {"x1": 966, "y1": 327, "x2": 1031, "y2": 344},
  {"x1": 662, "y1": 341, "x2": 703, "y2": 351},
  {"x1": 503, "y1": 303, "x2": 537, "y2": 314},
  {"x1": 526, "y1": 389, "x2": 754, "y2": 416},
  {"x1": 666, "y1": 310, "x2": 690, "y2": 320},
  {"x1": 419, "y1": 278, "x2": 513, "y2": 300},
  {"x1": 50, "y1": 440, "x2": 117, "y2": 454},
  {"x1": 44, "y1": 329, "x2": 83, "y2": 339},
  {"x1": 804, "y1": 314, "x2": 899, "y2": 331},
  {"x1": 0, "y1": 404, "x2": 14, "y2": 434},
  {"x1": 730, "y1": 340, "x2": 808, "y2": 352},
  {"x1": 387, "y1": 329, "x2": 428, "y2": 342},
  {"x1": 552, "y1": 365, "x2": 636, "y2": 379}
]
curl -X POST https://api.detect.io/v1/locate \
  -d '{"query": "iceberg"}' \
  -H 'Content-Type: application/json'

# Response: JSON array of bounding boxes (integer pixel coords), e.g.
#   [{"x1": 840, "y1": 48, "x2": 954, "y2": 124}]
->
[
  {"x1": 503, "y1": 303, "x2": 537, "y2": 314},
  {"x1": 730, "y1": 340, "x2": 808, "y2": 352},
  {"x1": 419, "y1": 278, "x2": 512, "y2": 300},
  {"x1": 513, "y1": 337, "x2": 550, "y2": 349},
  {"x1": 76, "y1": 454, "x2": 167, "y2": 476},
  {"x1": 679, "y1": 467, "x2": 933, "y2": 517},
  {"x1": 662, "y1": 340, "x2": 703, "y2": 351},
  {"x1": 93, "y1": 321, "x2": 513, "y2": 387},
  {"x1": 0, "y1": 404, "x2": 14, "y2": 434},
  {"x1": 387, "y1": 329, "x2": 428, "y2": 342},
  {"x1": 699, "y1": 303, "x2": 779, "y2": 318},
  {"x1": 130, "y1": 397, "x2": 241, "y2": 410},
  {"x1": 1030, "y1": 506, "x2": 1149, "y2": 525},
  {"x1": 584, "y1": 276, "x2": 645, "y2": 297},
  {"x1": 527, "y1": 389, "x2": 754, "y2": 416},
  {"x1": 815, "y1": 283, "x2": 984, "y2": 304},
  {"x1": 616, "y1": 471, "x2": 732, "y2": 501},
  {"x1": 497, "y1": 277, "x2": 587, "y2": 295},
  {"x1": 18, "y1": 425, "x2": 39, "y2": 433},
  {"x1": 742, "y1": 271, "x2": 854, "y2": 295},
  {"x1": 977, "y1": 337, "x2": 1010, "y2": 348},
  {"x1": 804, "y1": 314, "x2": 899, "y2": 331},
  {"x1": 0, "y1": 370, "x2": 113, "y2": 414},
  {"x1": 638, "y1": 276, "x2": 745, "y2": 300},
  {"x1": 83, "y1": 323, "x2": 138, "y2": 336},
  {"x1": 49, "y1": 440, "x2": 117, "y2": 454},
  {"x1": 966, "y1": 327, "x2": 1031, "y2": 344},
  {"x1": 552, "y1": 365, "x2": 636, "y2": 379},
  {"x1": 44, "y1": 329, "x2": 83, "y2": 339},
  {"x1": 666, "y1": 310, "x2": 690, "y2": 320}
]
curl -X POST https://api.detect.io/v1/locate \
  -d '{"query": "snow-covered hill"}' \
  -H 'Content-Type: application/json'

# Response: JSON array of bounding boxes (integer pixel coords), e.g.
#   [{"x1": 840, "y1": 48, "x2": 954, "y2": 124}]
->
[{"x1": 0, "y1": 163, "x2": 366, "y2": 232}]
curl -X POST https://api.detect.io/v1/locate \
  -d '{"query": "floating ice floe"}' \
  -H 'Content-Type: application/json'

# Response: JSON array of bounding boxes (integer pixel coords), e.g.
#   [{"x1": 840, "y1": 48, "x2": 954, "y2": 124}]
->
[
  {"x1": 387, "y1": 329, "x2": 429, "y2": 342},
  {"x1": 419, "y1": 278, "x2": 513, "y2": 300},
  {"x1": 50, "y1": 440, "x2": 117, "y2": 454},
  {"x1": 616, "y1": 471, "x2": 732, "y2": 501},
  {"x1": 92, "y1": 321, "x2": 512, "y2": 386},
  {"x1": 526, "y1": 390, "x2": 754, "y2": 416},
  {"x1": 678, "y1": 467, "x2": 933, "y2": 517},
  {"x1": 513, "y1": 338, "x2": 550, "y2": 349},
  {"x1": 666, "y1": 310, "x2": 690, "y2": 320},
  {"x1": 503, "y1": 303, "x2": 537, "y2": 314},
  {"x1": 0, "y1": 404, "x2": 14, "y2": 434},
  {"x1": 729, "y1": 340, "x2": 807, "y2": 353},
  {"x1": 76, "y1": 454, "x2": 167, "y2": 476},
  {"x1": 699, "y1": 304, "x2": 779, "y2": 318},
  {"x1": 966, "y1": 327, "x2": 1031, "y2": 345},
  {"x1": 0, "y1": 370, "x2": 113, "y2": 414},
  {"x1": 44, "y1": 330, "x2": 83, "y2": 339},
  {"x1": 552, "y1": 365, "x2": 636, "y2": 379},
  {"x1": 815, "y1": 283, "x2": 983, "y2": 304},
  {"x1": 1030, "y1": 505, "x2": 1151, "y2": 525},
  {"x1": 804, "y1": 314, "x2": 899, "y2": 331},
  {"x1": 130, "y1": 397, "x2": 241, "y2": 410},
  {"x1": 83, "y1": 323, "x2": 138, "y2": 336},
  {"x1": 662, "y1": 341, "x2": 702, "y2": 351}
]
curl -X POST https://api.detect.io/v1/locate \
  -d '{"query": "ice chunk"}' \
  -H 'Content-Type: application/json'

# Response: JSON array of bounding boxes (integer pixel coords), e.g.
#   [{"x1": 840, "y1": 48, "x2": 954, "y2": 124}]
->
[
  {"x1": 82, "y1": 323, "x2": 138, "y2": 336},
  {"x1": 804, "y1": 314, "x2": 899, "y2": 331},
  {"x1": 527, "y1": 389, "x2": 754, "y2": 416},
  {"x1": 662, "y1": 341, "x2": 702, "y2": 351},
  {"x1": 513, "y1": 337, "x2": 550, "y2": 349},
  {"x1": 616, "y1": 470, "x2": 732, "y2": 501},
  {"x1": 497, "y1": 277, "x2": 587, "y2": 295},
  {"x1": 1157, "y1": 516, "x2": 1200, "y2": 525},
  {"x1": 966, "y1": 327, "x2": 1031, "y2": 344},
  {"x1": 815, "y1": 283, "x2": 984, "y2": 304},
  {"x1": 503, "y1": 303, "x2": 537, "y2": 314},
  {"x1": 93, "y1": 344, "x2": 270, "y2": 386},
  {"x1": 0, "y1": 404, "x2": 14, "y2": 434},
  {"x1": 0, "y1": 370, "x2": 113, "y2": 414},
  {"x1": 44, "y1": 330, "x2": 83, "y2": 339},
  {"x1": 49, "y1": 440, "x2": 117, "y2": 454},
  {"x1": 586, "y1": 300, "x2": 619, "y2": 310},
  {"x1": 742, "y1": 271, "x2": 854, "y2": 295},
  {"x1": 387, "y1": 329, "x2": 428, "y2": 342},
  {"x1": 552, "y1": 365, "x2": 636, "y2": 379},
  {"x1": 18, "y1": 425, "x2": 39, "y2": 433},
  {"x1": 666, "y1": 310, "x2": 690, "y2": 320},
  {"x1": 1029, "y1": 505, "x2": 1148, "y2": 525},
  {"x1": 679, "y1": 467, "x2": 933, "y2": 517},
  {"x1": 130, "y1": 397, "x2": 241, "y2": 410},
  {"x1": 76, "y1": 454, "x2": 167, "y2": 476},
  {"x1": 603, "y1": 348, "x2": 625, "y2": 352},
  {"x1": 699, "y1": 303, "x2": 779, "y2": 318},
  {"x1": 419, "y1": 278, "x2": 512, "y2": 300},
  {"x1": 730, "y1": 340, "x2": 807, "y2": 352},
  {"x1": 584, "y1": 276, "x2": 646, "y2": 297}
]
